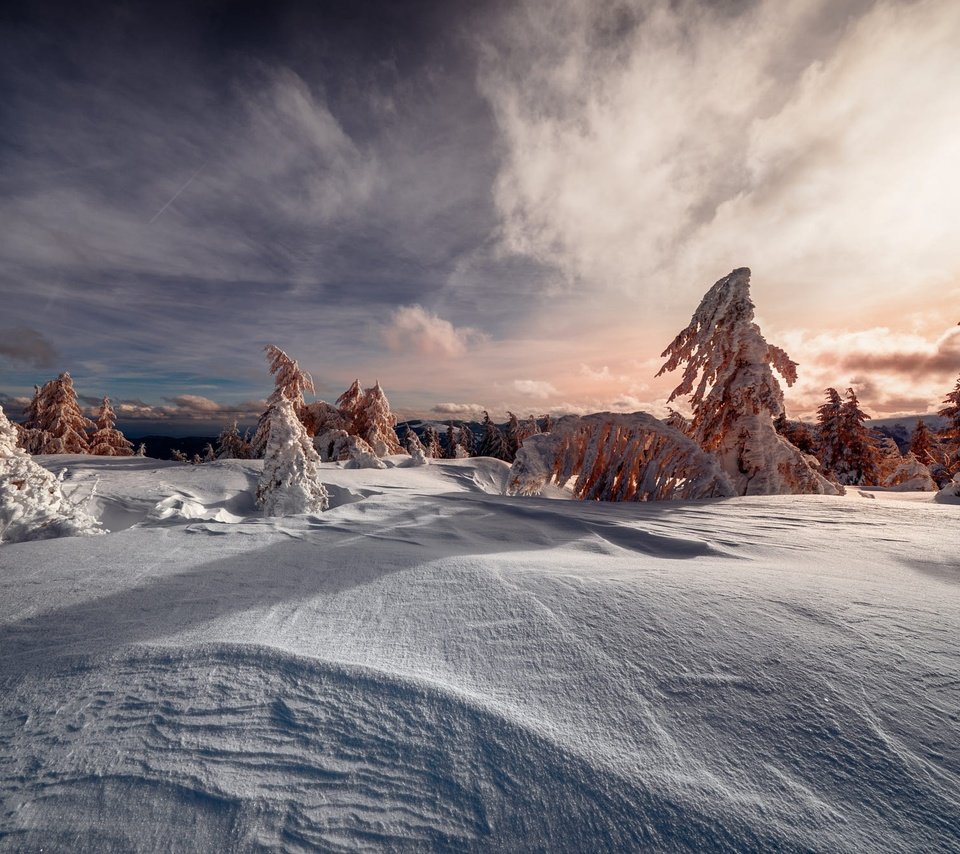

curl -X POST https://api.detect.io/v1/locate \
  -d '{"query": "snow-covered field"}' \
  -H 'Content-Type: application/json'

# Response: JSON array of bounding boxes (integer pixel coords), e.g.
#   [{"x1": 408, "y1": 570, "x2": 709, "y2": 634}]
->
[{"x1": 1, "y1": 455, "x2": 959, "y2": 852}]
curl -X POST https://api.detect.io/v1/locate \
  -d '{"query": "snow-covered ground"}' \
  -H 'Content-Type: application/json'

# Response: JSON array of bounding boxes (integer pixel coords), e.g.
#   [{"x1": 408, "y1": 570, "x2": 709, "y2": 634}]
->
[{"x1": 1, "y1": 455, "x2": 959, "y2": 851}]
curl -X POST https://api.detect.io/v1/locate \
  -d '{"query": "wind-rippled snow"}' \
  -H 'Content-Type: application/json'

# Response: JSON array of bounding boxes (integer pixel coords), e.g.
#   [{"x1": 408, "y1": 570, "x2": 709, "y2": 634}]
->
[{"x1": 1, "y1": 456, "x2": 958, "y2": 851}]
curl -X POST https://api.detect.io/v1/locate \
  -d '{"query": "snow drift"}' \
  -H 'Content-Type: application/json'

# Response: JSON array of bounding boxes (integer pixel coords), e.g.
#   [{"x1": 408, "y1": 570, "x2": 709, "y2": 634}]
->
[{"x1": 0, "y1": 455, "x2": 958, "y2": 852}]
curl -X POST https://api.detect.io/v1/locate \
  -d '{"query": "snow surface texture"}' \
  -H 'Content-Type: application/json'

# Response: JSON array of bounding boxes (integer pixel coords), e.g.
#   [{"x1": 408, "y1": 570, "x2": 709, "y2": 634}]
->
[{"x1": 1, "y1": 455, "x2": 959, "y2": 852}]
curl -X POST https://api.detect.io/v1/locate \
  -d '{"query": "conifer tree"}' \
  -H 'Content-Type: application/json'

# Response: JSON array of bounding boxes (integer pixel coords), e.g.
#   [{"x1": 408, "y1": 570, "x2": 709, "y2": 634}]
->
[
  {"x1": 336, "y1": 380, "x2": 365, "y2": 433},
  {"x1": 816, "y1": 388, "x2": 844, "y2": 475},
  {"x1": 505, "y1": 412, "x2": 522, "y2": 460},
  {"x1": 19, "y1": 385, "x2": 49, "y2": 454},
  {"x1": 909, "y1": 418, "x2": 937, "y2": 467},
  {"x1": 423, "y1": 426, "x2": 444, "y2": 459},
  {"x1": 518, "y1": 415, "x2": 540, "y2": 445},
  {"x1": 458, "y1": 423, "x2": 475, "y2": 457},
  {"x1": 939, "y1": 375, "x2": 960, "y2": 438},
  {"x1": 89, "y1": 396, "x2": 134, "y2": 456},
  {"x1": 445, "y1": 423, "x2": 458, "y2": 459},
  {"x1": 658, "y1": 268, "x2": 835, "y2": 495},
  {"x1": 216, "y1": 421, "x2": 251, "y2": 459},
  {"x1": 202, "y1": 443, "x2": 216, "y2": 462},
  {"x1": 256, "y1": 397, "x2": 329, "y2": 516},
  {"x1": 476, "y1": 411, "x2": 512, "y2": 462},
  {"x1": 136, "y1": 442, "x2": 147, "y2": 457},
  {"x1": 357, "y1": 382, "x2": 404, "y2": 456},
  {"x1": 252, "y1": 345, "x2": 315, "y2": 457},
  {"x1": 403, "y1": 425, "x2": 425, "y2": 455},
  {"x1": 837, "y1": 389, "x2": 881, "y2": 485},
  {"x1": 774, "y1": 413, "x2": 816, "y2": 456},
  {"x1": 34, "y1": 373, "x2": 94, "y2": 454},
  {"x1": 171, "y1": 449, "x2": 188, "y2": 462},
  {"x1": 1, "y1": 404, "x2": 102, "y2": 543}
]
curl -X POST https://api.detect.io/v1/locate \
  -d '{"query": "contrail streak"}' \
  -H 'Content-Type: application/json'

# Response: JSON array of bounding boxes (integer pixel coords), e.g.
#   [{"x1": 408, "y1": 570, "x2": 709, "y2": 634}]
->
[{"x1": 149, "y1": 161, "x2": 207, "y2": 224}]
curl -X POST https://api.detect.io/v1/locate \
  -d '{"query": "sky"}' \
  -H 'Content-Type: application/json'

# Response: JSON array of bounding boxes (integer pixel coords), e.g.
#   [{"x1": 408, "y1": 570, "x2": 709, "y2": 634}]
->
[{"x1": 1, "y1": 0, "x2": 958, "y2": 434}]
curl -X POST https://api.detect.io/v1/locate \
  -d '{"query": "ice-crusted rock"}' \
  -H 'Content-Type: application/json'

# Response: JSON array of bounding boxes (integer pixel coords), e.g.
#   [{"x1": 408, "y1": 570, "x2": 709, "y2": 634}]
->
[{"x1": 0, "y1": 405, "x2": 103, "y2": 544}]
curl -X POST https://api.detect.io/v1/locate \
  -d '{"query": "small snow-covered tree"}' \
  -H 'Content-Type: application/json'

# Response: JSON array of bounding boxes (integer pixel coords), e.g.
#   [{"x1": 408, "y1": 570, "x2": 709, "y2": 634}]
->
[
  {"x1": 171, "y1": 449, "x2": 188, "y2": 462},
  {"x1": 505, "y1": 412, "x2": 522, "y2": 461},
  {"x1": 358, "y1": 382, "x2": 404, "y2": 456},
  {"x1": 252, "y1": 345, "x2": 316, "y2": 457},
  {"x1": 33, "y1": 373, "x2": 94, "y2": 454},
  {"x1": 476, "y1": 411, "x2": 512, "y2": 462},
  {"x1": 458, "y1": 423, "x2": 475, "y2": 457},
  {"x1": 19, "y1": 385, "x2": 49, "y2": 454},
  {"x1": 423, "y1": 426, "x2": 444, "y2": 459},
  {"x1": 135, "y1": 442, "x2": 147, "y2": 457},
  {"x1": 508, "y1": 413, "x2": 734, "y2": 501},
  {"x1": 0, "y1": 405, "x2": 103, "y2": 543},
  {"x1": 89, "y1": 396, "x2": 134, "y2": 456},
  {"x1": 445, "y1": 423, "x2": 458, "y2": 459},
  {"x1": 257, "y1": 397, "x2": 329, "y2": 515},
  {"x1": 202, "y1": 442, "x2": 216, "y2": 462},
  {"x1": 403, "y1": 426, "x2": 429, "y2": 466},
  {"x1": 939, "y1": 375, "x2": 960, "y2": 438},
  {"x1": 216, "y1": 421, "x2": 251, "y2": 459},
  {"x1": 335, "y1": 379, "x2": 365, "y2": 430},
  {"x1": 816, "y1": 388, "x2": 844, "y2": 474},
  {"x1": 657, "y1": 268, "x2": 835, "y2": 495},
  {"x1": 836, "y1": 389, "x2": 881, "y2": 485},
  {"x1": 909, "y1": 418, "x2": 938, "y2": 467},
  {"x1": 518, "y1": 415, "x2": 540, "y2": 445}
]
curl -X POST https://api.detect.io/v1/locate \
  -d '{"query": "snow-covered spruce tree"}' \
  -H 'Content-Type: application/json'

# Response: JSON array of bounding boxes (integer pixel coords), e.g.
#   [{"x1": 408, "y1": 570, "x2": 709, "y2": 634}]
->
[
  {"x1": 909, "y1": 418, "x2": 938, "y2": 467},
  {"x1": 256, "y1": 397, "x2": 329, "y2": 515},
  {"x1": 508, "y1": 413, "x2": 734, "y2": 501},
  {"x1": 19, "y1": 385, "x2": 49, "y2": 454},
  {"x1": 33, "y1": 373, "x2": 94, "y2": 454},
  {"x1": 476, "y1": 411, "x2": 512, "y2": 462},
  {"x1": 216, "y1": 421, "x2": 251, "y2": 459},
  {"x1": 657, "y1": 268, "x2": 835, "y2": 495},
  {"x1": 445, "y1": 423, "x2": 458, "y2": 459},
  {"x1": 458, "y1": 423, "x2": 475, "y2": 457},
  {"x1": 939, "y1": 375, "x2": 960, "y2": 438},
  {"x1": 358, "y1": 382, "x2": 404, "y2": 456},
  {"x1": 135, "y1": 442, "x2": 147, "y2": 457},
  {"x1": 202, "y1": 443, "x2": 216, "y2": 462},
  {"x1": 518, "y1": 415, "x2": 540, "y2": 445},
  {"x1": 403, "y1": 426, "x2": 429, "y2": 466},
  {"x1": 505, "y1": 412, "x2": 522, "y2": 460},
  {"x1": 836, "y1": 389, "x2": 881, "y2": 485},
  {"x1": 816, "y1": 388, "x2": 844, "y2": 475},
  {"x1": 252, "y1": 345, "x2": 316, "y2": 457},
  {"x1": 89, "y1": 396, "x2": 134, "y2": 456},
  {"x1": 171, "y1": 449, "x2": 188, "y2": 462},
  {"x1": 423, "y1": 426, "x2": 444, "y2": 459},
  {"x1": 0, "y1": 405, "x2": 102, "y2": 544}
]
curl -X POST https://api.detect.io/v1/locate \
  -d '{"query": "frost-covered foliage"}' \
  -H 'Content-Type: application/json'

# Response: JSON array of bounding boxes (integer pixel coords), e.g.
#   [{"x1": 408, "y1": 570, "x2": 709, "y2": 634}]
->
[
  {"x1": 301, "y1": 400, "x2": 347, "y2": 437},
  {"x1": 884, "y1": 452, "x2": 937, "y2": 492},
  {"x1": 252, "y1": 345, "x2": 316, "y2": 457},
  {"x1": 458, "y1": 424, "x2": 475, "y2": 457},
  {"x1": 508, "y1": 412, "x2": 735, "y2": 501},
  {"x1": 909, "y1": 419, "x2": 938, "y2": 467},
  {"x1": 774, "y1": 414, "x2": 816, "y2": 455},
  {"x1": 335, "y1": 380, "x2": 403, "y2": 456},
  {"x1": 477, "y1": 412, "x2": 512, "y2": 462},
  {"x1": 402, "y1": 427, "x2": 429, "y2": 466},
  {"x1": 360, "y1": 382, "x2": 404, "y2": 456},
  {"x1": 257, "y1": 398, "x2": 329, "y2": 516},
  {"x1": 423, "y1": 426, "x2": 444, "y2": 459},
  {"x1": 135, "y1": 442, "x2": 146, "y2": 457},
  {"x1": 28, "y1": 373, "x2": 94, "y2": 454},
  {"x1": 837, "y1": 389, "x2": 881, "y2": 486},
  {"x1": 216, "y1": 422, "x2": 252, "y2": 460},
  {"x1": 939, "y1": 375, "x2": 960, "y2": 438},
  {"x1": 171, "y1": 449, "x2": 189, "y2": 462},
  {"x1": 658, "y1": 268, "x2": 835, "y2": 496},
  {"x1": 407, "y1": 443, "x2": 429, "y2": 467},
  {"x1": 314, "y1": 430, "x2": 386, "y2": 468},
  {"x1": 89, "y1": 397, "x2": 134, "y2": 456},
  {"x1": 0, "y1": 405, "x2": 102, "y2": 544}
]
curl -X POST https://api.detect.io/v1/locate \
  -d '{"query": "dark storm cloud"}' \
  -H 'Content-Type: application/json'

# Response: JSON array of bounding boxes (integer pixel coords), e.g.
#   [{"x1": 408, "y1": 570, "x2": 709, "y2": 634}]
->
[
  {"x1": 0, "y1": 0, "x2": 519, "y2": 405},
  {"x1": 0, "y1": 327, "x2": 59, "y2": 368}
]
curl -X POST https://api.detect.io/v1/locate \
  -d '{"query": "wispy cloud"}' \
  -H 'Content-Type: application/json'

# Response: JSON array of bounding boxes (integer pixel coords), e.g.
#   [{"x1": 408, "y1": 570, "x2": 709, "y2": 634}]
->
[
  {"x1": 383, "y1": 305, "x2": 487, "y2": 357},
  {"x1": 0, "y1": 327, "x2": 59, "y2": 369}
]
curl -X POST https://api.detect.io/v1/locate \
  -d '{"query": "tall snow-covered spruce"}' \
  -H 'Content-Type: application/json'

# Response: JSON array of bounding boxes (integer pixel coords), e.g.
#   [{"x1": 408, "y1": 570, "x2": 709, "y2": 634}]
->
[
  {"x1": 31, "y1": 373, "x2": 94, "y2": 454},
  {"x1": 0, "y1": 405, "x2": 102, "y2": 543},
  {"x1": 658, "y1": 268, "x2": 836, "y2": 495},
  {"x1": 256, "y1": 397, "x2": 329, "y2": 516}
]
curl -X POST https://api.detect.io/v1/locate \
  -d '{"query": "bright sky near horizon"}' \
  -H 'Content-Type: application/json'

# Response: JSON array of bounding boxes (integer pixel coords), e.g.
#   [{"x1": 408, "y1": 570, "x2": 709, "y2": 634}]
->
[{"x1": 1, "y1": 0, "x2": 958, "y2": 431}]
